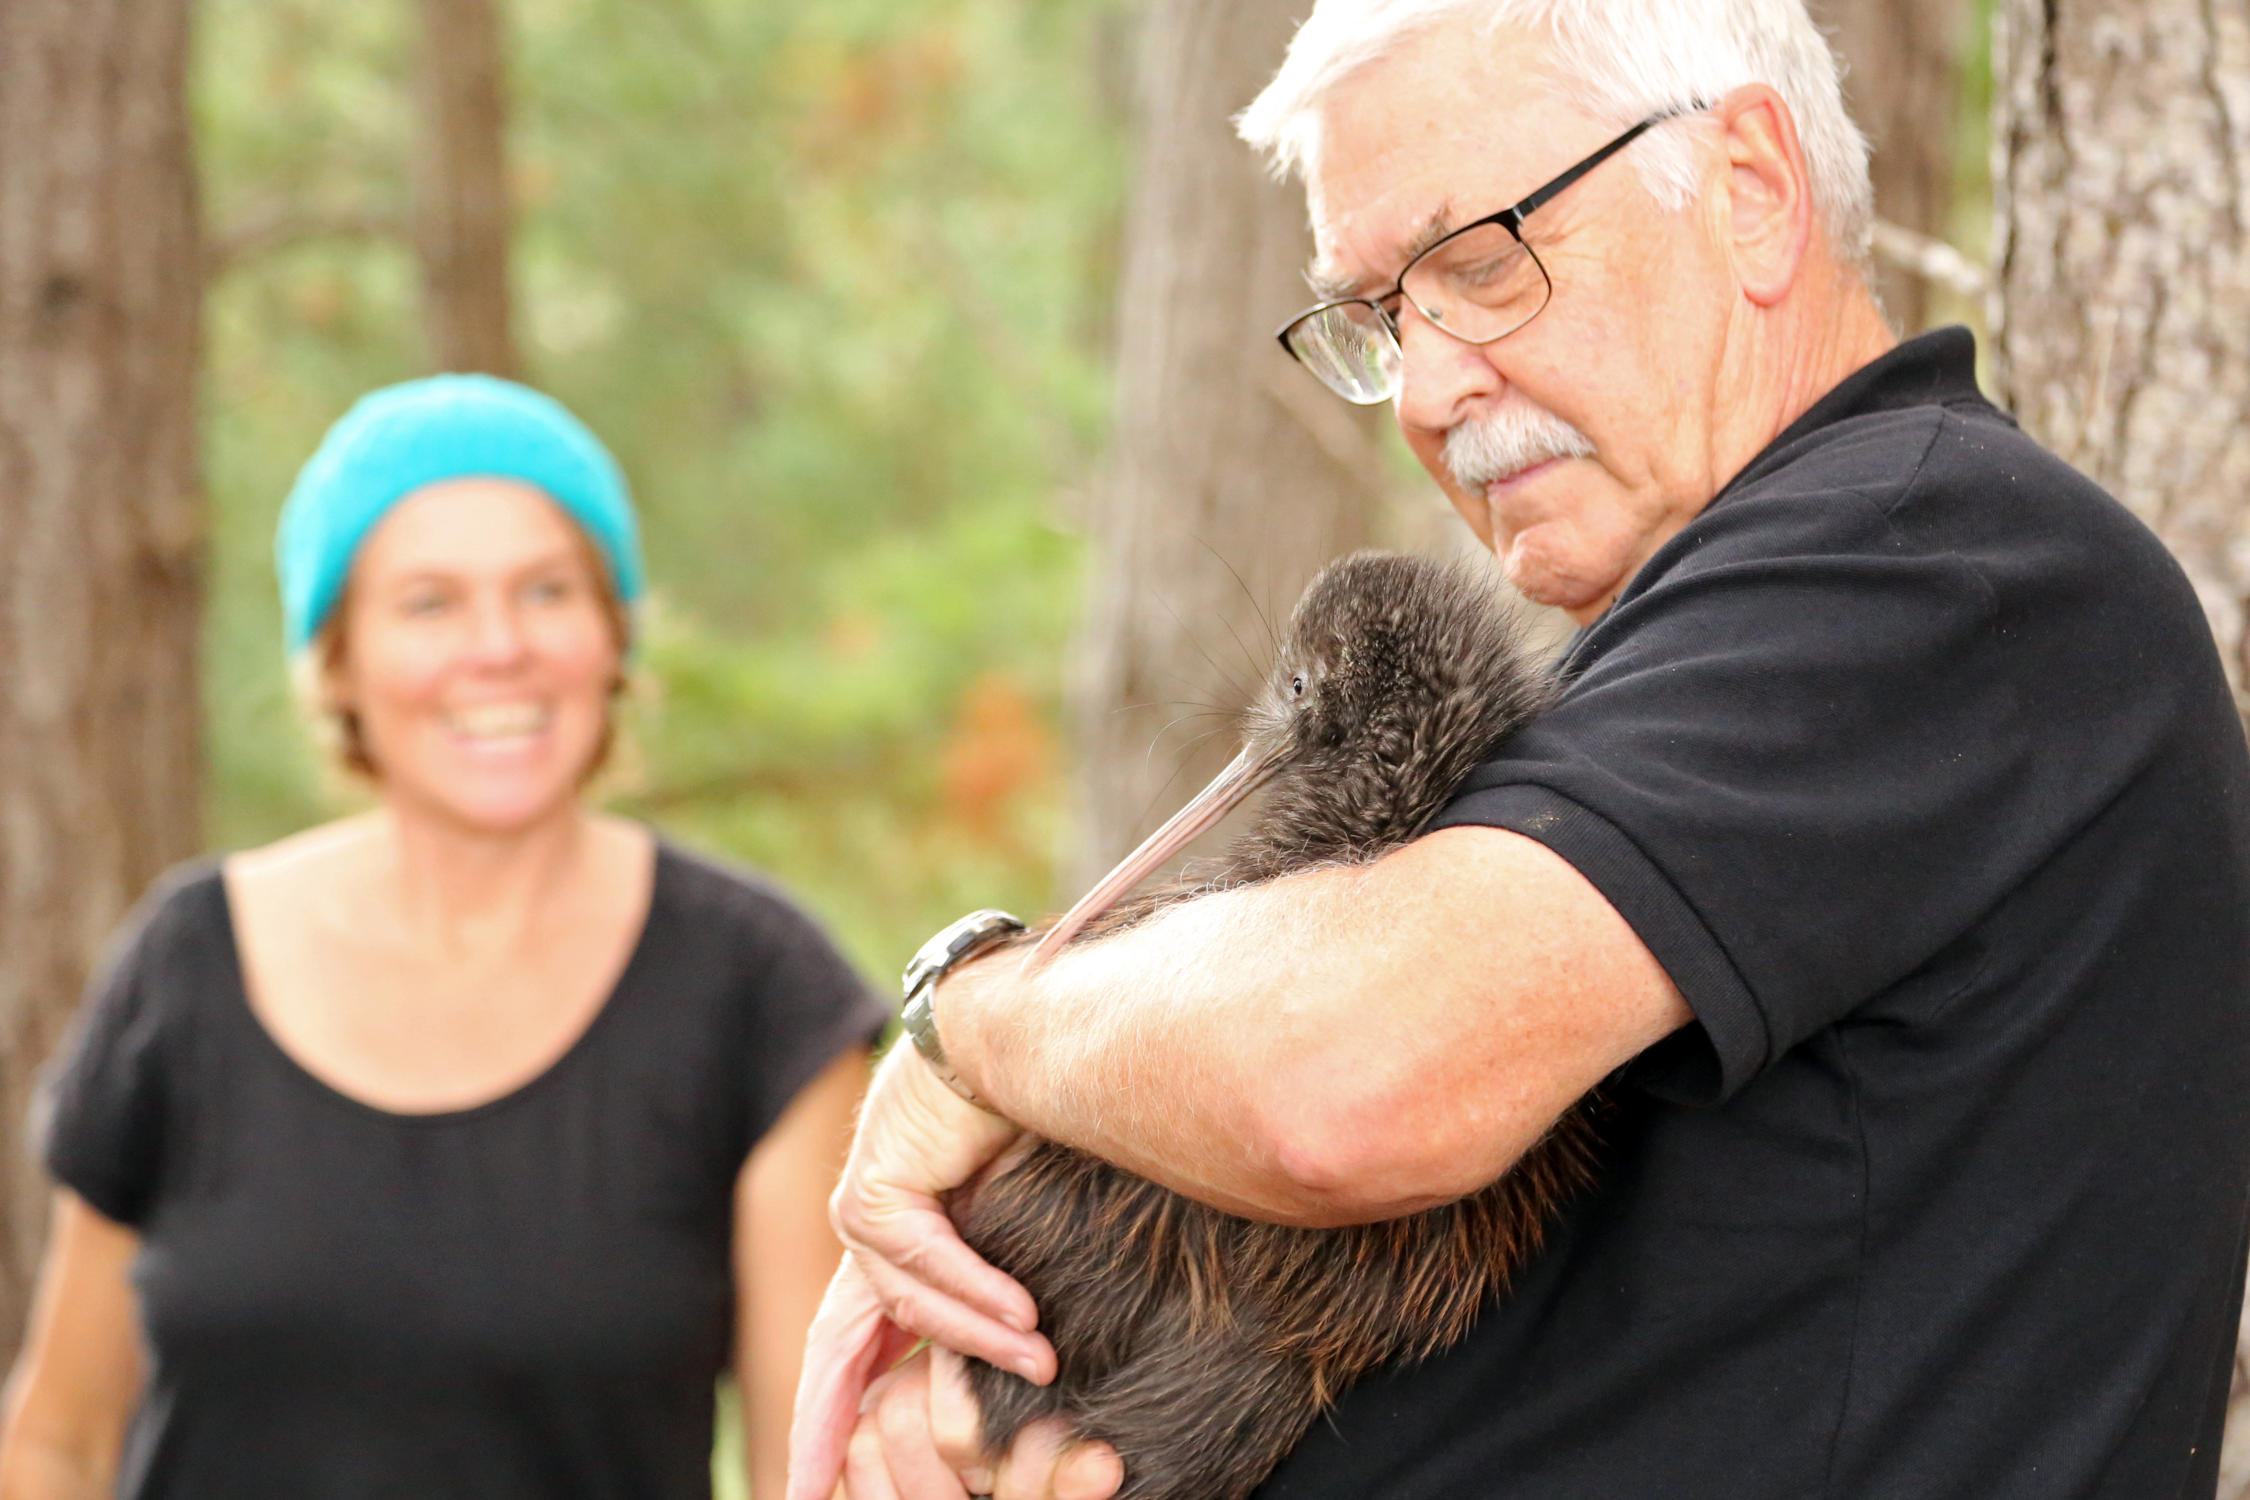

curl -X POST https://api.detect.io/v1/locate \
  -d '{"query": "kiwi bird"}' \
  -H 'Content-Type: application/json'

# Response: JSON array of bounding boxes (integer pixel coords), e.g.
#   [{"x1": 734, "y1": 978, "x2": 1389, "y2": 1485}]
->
[{"x1": 947, "y1": 550, "x2": 1602, "y2": 1500}]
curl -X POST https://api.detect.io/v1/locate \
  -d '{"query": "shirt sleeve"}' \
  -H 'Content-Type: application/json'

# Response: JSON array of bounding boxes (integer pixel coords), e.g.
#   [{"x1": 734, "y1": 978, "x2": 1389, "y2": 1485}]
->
[
  {"x1": 1428, "y1": 412, "x2": 2209, "y2": 1103},
  {"x1": 34, "y1": 874, "x2": 193, "y2": 1227},
  {"x1": 736, "y1": 890, "x2": 886, "y2": 1147}
]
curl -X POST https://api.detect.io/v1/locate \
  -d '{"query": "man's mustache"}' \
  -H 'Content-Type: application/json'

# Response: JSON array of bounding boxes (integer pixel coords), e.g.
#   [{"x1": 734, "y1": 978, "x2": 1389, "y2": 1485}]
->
[{"x1": 1443, "y1": 404, "x2": 1597, "y2": 490}]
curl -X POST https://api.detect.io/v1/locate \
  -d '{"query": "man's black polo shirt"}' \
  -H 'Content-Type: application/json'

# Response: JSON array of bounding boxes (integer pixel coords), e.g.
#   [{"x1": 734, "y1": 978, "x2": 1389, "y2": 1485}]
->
[{"x1": 1261, "y1": 329, "x2": 2250, "y2": 1500}]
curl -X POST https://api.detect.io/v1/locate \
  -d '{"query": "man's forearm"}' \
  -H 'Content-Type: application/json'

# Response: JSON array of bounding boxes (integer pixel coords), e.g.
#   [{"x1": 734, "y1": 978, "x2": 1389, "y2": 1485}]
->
[
  {"x1": 943, "y1": 867, "x2": 1371, "y2": 1222},
  {"x1": 937, "y1": 827, "x2": 1688, "y2": 1225}
]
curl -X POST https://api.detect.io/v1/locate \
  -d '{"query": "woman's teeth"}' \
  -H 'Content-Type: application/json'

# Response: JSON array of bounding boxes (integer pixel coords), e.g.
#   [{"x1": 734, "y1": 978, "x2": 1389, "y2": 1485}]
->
[{"x1": 444, "y1": 702, "x2": 552, "y2": 740}]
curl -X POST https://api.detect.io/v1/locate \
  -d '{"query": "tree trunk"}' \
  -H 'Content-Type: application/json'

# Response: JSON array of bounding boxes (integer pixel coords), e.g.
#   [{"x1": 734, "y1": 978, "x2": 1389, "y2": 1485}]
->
[
  {"x1": 1808, "y1": 0, "x2": 1966, "y2": 332},
  {"x1": 1067, "y1": 0, "x2": 1389, "y2": 891},
  {"x1": 1990, "y1": 0, "x2": 2250, "y2": 718},
  {"x1": 0, "y1": 0, "x2": 203, "y2": 1354},
  {"x1": 411, "y1": 0, "x2": 518, "y2": 377},
  {"x1": 1988, "y1": 0, "x2": 2250, "y2": 1489}
]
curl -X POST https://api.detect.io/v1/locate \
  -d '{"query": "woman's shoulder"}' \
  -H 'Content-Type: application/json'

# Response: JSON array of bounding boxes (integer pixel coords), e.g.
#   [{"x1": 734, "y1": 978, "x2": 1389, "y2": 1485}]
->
[
  {"x1": 222, "y1": 815, "x2": 379, "y2": 900},
  {"x1": 650, "y1": 836, "x2": 837, "y2": 948},
  {"x1": 104, "y1": 856, "x2": 232, "y2": 986},
  {"x1": 52, "y1": 855, "x2": 233, "y2": 1097},
  {"x1": 640, "y1": 837, "x2": 882, "y2": 1145},
  {"x1": 645, "y1": 836, "x2": 876, "y2": 1009},
  {"x1": 218, "y1": 816, "x2": 395, "y2": 984}
]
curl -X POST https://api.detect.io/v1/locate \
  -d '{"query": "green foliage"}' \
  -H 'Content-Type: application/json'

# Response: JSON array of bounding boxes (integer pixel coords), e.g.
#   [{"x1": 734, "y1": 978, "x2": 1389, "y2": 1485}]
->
[
  {"x1": 618, "y1": 489, "x2": 1081, "y2": 966},
  {"x1": 194, "y1": 0, "x2": 1129, "y2": 986},
  {"x1": 713, "y1": 1380, "x2": 748, "y2": 1500},
  {"x1": 1953, "y1": 0, "x2": 1998, "y2": 254}
]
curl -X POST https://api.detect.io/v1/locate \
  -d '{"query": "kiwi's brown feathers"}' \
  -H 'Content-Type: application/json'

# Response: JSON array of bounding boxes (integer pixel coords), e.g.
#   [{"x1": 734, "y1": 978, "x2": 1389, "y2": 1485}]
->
[{"x1": 948, "y1": 553, "x2": 1601, "y2": 1500}]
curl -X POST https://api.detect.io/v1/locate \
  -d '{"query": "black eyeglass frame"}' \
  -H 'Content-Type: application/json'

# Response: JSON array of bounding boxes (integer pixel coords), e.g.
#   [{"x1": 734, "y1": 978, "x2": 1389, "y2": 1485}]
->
[{"x1": 1273, "y1": 105, "x2": 1701, "y2": 396}]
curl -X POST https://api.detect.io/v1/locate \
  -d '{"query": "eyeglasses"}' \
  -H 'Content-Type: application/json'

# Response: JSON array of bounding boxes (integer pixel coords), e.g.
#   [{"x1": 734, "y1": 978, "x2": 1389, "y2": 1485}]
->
[{"x1": 1275, "y1": 108, "x2": 1697, "y2": 405}]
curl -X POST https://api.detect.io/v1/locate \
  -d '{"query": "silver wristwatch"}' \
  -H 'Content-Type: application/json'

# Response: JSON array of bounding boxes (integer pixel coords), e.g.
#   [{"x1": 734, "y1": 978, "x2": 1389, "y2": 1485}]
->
[{"x1": 900, "y1": 908, "x2": 1025, "y2": 1109}]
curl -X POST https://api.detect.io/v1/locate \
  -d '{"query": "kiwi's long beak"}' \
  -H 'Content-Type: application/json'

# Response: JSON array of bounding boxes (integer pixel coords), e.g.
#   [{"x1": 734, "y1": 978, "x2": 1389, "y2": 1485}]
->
[{"x1": 1028, "y1": 744, "x2": 1281, "y2": 967}]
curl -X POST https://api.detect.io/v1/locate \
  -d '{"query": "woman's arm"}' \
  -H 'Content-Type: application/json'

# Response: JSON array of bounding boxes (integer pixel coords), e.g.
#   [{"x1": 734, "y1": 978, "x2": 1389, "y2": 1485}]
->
[
  {"x1": 737, "y1": 1047, "x2": 870, "y2": 1500},
  {"x1": 0, "y1": 1192, "x2": 143, "y2": 1500}
]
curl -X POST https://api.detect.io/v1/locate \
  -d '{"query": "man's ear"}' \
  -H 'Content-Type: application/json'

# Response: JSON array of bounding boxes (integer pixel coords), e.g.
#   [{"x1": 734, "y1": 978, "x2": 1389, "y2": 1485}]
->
[{"x1": 1716, "y1": 84, "x2": 1814, "y2": 307}]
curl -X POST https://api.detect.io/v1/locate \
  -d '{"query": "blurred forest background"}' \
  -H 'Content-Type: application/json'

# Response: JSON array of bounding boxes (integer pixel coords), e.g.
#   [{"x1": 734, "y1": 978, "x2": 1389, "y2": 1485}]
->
[
  {"x1": 14, "y1": 0, "x2": 2250, "y2": 1491},
  {"x1": 200, "y1": 0, "x2": 1130, "y2": 969},
  {"x1": 195, "y1": 0, "x2": 1991, "y2": 972}
]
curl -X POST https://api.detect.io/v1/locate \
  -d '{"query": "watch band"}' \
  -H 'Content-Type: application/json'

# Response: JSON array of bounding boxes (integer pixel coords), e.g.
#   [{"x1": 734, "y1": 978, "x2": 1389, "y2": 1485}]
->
[{"x1": 900, "y1": 908, "x2": 1025, "y2": 1109}]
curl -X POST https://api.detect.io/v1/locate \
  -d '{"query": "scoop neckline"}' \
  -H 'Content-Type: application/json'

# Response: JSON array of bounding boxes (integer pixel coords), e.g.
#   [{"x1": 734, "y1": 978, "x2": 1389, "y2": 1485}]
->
[{"x1": 206, "y1": 841, "x2": 670, "y2": 1127}]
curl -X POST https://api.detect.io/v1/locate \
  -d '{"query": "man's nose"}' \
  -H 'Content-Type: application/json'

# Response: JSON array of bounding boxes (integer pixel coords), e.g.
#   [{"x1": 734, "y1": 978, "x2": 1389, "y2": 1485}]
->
[{"x1": 1391, "y1": 300, "x2": 1504, "y2": 434}]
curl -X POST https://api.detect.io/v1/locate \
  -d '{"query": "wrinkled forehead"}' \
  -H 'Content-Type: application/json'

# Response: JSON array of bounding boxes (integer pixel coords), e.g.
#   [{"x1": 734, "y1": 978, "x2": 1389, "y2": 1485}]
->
[{"x1": 1301, "y1": 16, "x2": 1581, "y2": 292}]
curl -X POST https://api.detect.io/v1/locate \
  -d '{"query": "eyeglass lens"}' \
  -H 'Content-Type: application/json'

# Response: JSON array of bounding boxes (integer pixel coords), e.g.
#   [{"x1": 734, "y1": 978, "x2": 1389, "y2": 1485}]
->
[
  {"x1": 1285, "y1": 232, "x2": 1553, "y2": 404},
  {"x1": 1401, "y1": 226, "x2": 1551, "y2": 341},
  {"x1": 1283, "y1": 302, "x2": 1403, "y2": 405}
]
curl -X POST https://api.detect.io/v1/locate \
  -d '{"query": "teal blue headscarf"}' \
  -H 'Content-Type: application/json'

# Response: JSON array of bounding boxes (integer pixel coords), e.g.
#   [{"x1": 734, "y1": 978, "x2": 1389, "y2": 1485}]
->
[{"x1": 276, "y1": 374, "x2": 644, "y2": 652}]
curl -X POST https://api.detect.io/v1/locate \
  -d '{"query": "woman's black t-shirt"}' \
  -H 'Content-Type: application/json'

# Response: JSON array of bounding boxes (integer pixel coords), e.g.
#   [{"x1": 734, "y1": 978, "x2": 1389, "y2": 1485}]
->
[{"x1": 37, "y1": 840, "x2": 885, "y2": 1500}]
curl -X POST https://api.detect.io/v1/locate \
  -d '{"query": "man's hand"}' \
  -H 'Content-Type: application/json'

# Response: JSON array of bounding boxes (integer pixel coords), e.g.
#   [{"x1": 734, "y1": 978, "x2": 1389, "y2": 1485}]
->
[
  {"x1": 848, "y1": 1348, "x2": 1122, "y2": 1500},
  {"x1": 788, "y1": 1037, "x2": 1059, "y2": 1500}
]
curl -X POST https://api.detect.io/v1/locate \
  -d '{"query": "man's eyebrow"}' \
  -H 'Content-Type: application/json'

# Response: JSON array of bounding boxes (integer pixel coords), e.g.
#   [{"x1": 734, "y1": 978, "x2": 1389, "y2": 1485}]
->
[
  {"x1": 1398, "y1": 205, "x2": 1461, "y2": 267},
  {"x1": 1301, "y1": 204, "x2": 1457, "y2": 304},
  {"x1": 1303, "y1": 263, "x2": 1358, "y2": 302}
]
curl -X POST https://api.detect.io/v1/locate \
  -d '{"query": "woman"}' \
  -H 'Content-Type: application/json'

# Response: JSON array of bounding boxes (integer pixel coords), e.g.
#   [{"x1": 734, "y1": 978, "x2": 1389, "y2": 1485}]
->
[{"x1": 0, "y1": 376, "x2": 883, "y2": 1499}]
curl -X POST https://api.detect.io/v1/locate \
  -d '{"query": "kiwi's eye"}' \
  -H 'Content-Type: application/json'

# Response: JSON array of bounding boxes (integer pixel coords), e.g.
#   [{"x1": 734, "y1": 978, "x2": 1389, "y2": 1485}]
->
[{"x1": 1290, "y1": 673, "x2": 1306, "y2": 697}]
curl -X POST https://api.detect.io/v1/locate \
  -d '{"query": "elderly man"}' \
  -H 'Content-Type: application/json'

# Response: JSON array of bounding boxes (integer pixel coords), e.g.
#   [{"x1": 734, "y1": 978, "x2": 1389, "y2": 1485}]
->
[{"x1": 791, "y1": 2, "x2": 2250, "y2": 1497}]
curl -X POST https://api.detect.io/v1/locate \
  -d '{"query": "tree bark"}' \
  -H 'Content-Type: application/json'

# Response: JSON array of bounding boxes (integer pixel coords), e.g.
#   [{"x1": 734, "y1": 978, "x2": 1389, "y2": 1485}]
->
[
  {"x1": 0, "y1": 0, "x2": 203, "y2": 1354},
  {"x1": 1990, "y1": 0, "x2": 2250, "y2": 721},
  {"x1": 1988, "y1": 1, "x2": 2250, "y2": 1488},
  {"x1": 1066, "y1": 0, "x2": 1389, "y2": 892},
  {"x1": 1808, "y1": 0, "x2": 1966, "y2": 332},
  {"x1": 411, "y1": 0, "x2": 519, "y2": 377}
]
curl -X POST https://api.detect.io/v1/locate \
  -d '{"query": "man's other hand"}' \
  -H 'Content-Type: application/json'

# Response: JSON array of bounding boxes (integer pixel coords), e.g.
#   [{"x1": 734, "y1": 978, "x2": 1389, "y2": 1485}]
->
[
  {"x1": 850, "y1": 1347, "x2": 1123, "y2": 1500},
  {"x1": 788, "y1": 1039, "x2": 1059, "y2": 1500}
]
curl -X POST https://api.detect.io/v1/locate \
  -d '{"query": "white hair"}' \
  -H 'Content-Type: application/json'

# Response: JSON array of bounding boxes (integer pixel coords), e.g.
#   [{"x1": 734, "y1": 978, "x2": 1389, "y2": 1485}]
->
[{"x1": 1237, "y1": 0, "x2": 1873, "y2": 264}]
